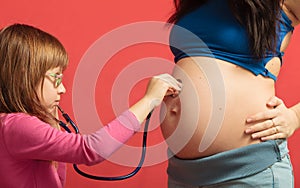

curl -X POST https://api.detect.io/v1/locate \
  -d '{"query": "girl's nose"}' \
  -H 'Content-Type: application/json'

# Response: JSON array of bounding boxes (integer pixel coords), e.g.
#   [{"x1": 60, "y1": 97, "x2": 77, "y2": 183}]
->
[{"x1": 58, "y1": 83, "x2": 66, "y2": 94}]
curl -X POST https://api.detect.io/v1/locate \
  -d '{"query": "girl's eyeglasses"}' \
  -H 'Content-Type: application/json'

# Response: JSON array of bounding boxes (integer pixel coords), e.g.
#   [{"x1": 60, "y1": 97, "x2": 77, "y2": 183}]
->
[{"x1": 47, "y1": 73, "x2": 63, "y2": 87}]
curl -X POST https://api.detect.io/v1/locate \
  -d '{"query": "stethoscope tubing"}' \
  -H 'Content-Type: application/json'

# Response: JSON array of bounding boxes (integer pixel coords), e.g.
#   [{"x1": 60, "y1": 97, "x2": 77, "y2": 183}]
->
[{"x1": 58, "y1": 106, "x2": 152, "y2": 181}]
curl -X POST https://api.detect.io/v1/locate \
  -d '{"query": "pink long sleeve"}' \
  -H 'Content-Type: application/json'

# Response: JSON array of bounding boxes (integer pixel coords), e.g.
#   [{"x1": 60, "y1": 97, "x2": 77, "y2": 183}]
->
[
  {"x1": 1, "y1": 110, "x2": 140, "y2": 164},
  {"x1": 0, "y1": 110, "x2": 140, "y2": 188},
  {"x1": 83, "y1": 110, "x2": 141, "y2": 162}
]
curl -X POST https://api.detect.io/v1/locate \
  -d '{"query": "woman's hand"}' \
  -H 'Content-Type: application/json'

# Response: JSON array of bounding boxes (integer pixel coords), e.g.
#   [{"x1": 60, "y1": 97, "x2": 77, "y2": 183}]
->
[{"x1": 245, "y1": 96, "x2": 300, "y2": 141}]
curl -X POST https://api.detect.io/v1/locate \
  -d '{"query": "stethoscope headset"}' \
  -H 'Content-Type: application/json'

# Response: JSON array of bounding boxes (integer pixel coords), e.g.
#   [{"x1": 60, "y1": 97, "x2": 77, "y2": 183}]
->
[{"x1": 57, "y1": 105, "x2": 153, "y2": 181}]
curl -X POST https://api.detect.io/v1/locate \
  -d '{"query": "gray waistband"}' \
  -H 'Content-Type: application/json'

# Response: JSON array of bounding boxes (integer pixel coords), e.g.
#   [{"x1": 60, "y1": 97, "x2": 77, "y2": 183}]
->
[{"x1": 167, "y1": 140, "x2": 286, "y2": 186}]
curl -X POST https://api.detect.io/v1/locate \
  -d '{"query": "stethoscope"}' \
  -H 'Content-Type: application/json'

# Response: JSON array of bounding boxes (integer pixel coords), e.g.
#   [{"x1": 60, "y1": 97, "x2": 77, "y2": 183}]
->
[{"x1": 57, "y1": 105, "x2": 153, "y2": 181}]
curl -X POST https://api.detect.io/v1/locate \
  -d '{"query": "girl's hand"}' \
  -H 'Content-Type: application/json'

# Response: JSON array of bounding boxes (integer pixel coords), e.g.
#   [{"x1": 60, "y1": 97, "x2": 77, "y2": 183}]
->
[
  {"x1": 129, "y1": 73, "x2": 182, "y2": 124},
  {"x1": 144, "y1": 73, "x2": 182, "y2": 109},
  {"x1": 245, "y1": 96, "x2": 299, "y2": 141}
]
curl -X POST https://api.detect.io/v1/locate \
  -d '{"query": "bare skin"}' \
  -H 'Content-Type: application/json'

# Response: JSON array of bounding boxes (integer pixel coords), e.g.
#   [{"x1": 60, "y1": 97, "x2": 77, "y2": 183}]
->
[
  {"x1": 245, "y1": 1, "x2": 300, "y2": 140},
  {"x1": 160, "y1": 3, "x2": 296, "y2": 159}
]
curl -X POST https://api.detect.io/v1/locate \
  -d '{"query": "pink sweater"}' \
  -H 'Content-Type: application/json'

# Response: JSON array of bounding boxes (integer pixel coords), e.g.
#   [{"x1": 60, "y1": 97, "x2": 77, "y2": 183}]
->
[{"x1": 0, "y1": 110, "x2": 140, "y2": 188}]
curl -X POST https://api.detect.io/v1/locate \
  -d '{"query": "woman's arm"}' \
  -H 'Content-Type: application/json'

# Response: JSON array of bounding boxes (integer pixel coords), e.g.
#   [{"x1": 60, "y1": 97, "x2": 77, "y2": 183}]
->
[
  {"x1": 244, "y1": 1, "x2": 300, "y2": 140},
  {"x1": 283, "y1": 0, "x2": 300, "y2": 26},
  {"x1": 245, "y1": 96, "x2": 300, "y2": 140}
]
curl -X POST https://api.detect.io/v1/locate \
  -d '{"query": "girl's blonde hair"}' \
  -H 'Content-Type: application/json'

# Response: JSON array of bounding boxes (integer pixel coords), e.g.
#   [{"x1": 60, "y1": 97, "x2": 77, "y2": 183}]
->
[{"x1": 0, "y1": 23, "x2": 69, "y2": 125}]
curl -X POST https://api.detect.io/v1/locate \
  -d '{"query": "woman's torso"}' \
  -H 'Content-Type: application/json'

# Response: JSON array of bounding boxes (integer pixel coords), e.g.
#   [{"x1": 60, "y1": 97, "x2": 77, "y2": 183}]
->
[
  {"x1": 160, "y1": 0, "x2": 294, "y2": 159},
  {"x1": 161, "y1": 57, "x2": 278, "y2": 159}
]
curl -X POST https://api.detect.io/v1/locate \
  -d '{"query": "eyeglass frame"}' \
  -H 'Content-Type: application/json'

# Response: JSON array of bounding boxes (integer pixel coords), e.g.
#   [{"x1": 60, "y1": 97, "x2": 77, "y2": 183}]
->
[{"x1": 47, "y1": 73, "x2": 63, "y2": 87}]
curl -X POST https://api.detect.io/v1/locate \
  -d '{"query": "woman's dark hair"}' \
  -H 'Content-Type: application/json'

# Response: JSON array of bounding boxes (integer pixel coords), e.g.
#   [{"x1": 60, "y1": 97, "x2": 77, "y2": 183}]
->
[{"x1": 168, "y1": 0, "x2": 283, "y2": 59}]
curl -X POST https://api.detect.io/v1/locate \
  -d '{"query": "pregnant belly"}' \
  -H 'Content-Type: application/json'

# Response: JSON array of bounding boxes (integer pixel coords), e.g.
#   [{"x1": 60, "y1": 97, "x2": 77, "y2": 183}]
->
[{"x1": 160, "y1": 57, "x2": 275, "y2": 159}]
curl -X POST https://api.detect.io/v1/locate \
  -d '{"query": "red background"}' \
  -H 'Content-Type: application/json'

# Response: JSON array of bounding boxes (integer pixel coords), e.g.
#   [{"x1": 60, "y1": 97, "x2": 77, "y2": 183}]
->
[{"x1": 1, "y1": 1, "x2": 299, "y2": 187}]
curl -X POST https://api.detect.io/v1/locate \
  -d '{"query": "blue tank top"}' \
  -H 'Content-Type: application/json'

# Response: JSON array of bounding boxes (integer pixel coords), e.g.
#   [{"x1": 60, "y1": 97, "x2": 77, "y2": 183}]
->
[{"x1": 169, "y1": 0, "x2": 294, "y2": 81}]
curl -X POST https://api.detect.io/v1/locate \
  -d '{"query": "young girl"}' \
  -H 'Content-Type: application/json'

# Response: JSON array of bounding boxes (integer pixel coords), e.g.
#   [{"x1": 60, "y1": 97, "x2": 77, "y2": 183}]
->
[{"x1": 0, "y1": 23, "x2": 182, "y2": 188}]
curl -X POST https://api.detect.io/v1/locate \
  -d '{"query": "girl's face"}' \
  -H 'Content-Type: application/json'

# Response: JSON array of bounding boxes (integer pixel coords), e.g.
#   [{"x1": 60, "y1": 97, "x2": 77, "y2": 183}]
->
[{"x1": 36, "y1": 67, "x2": 66, "y2": 114}]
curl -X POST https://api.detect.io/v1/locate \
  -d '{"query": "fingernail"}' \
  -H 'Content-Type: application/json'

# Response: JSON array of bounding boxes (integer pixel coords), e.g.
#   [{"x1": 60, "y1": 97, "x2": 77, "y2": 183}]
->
[
  {"x1": 268, "y1": 99, "x2": 276, "y2": 105},
  {"x1": 246, "y1": 118, "x2": 252, "y2": 123},
  {"x1": 245, "y1": 129, "x2": 251, "y2": 134},
  {"x1": 251, "y1": 134, "x2": 257, "y2": 139}
]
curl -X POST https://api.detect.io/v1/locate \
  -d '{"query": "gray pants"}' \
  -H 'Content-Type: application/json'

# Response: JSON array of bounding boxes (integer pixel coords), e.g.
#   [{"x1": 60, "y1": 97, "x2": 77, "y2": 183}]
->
[{"x1": 167, "y1": 139, "x2": 293, "y2": 188}]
